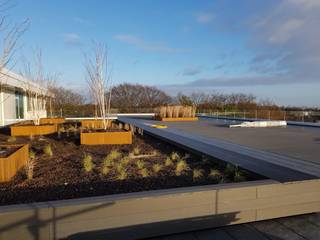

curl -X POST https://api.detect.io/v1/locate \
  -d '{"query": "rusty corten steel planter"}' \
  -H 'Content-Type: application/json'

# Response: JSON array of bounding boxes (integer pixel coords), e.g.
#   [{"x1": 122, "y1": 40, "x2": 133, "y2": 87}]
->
[
  {"x1": 80, "y1": 131, "x2": 132, "y2": 145},
  {"x1": 10, "y1": 124, "x2": 57, "y2": 136},
  {"x1": 155, "y1": 117, "x2": 199, "y2": 122},
  {"x1": 0, "y1": 144, "x2": 29, "y2": 182},
  {"x1": 39, "y1": 118, "x2": 66, "y2": 124}
]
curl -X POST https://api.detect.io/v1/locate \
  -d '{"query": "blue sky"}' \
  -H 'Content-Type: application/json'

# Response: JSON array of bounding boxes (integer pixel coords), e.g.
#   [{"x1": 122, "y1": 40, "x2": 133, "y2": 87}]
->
[{"x1": 8, "y1": 0, "x2": 320, "y2": 107}]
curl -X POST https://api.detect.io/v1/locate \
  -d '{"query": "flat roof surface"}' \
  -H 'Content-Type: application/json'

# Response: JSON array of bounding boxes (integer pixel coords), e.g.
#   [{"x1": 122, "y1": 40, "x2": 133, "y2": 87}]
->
[
  {"x1": 146, "y1": 213, "x2": 320, "y2": 240},
  {"x1": 156, "y1": 117, "x2": 320, "y2": 164}
]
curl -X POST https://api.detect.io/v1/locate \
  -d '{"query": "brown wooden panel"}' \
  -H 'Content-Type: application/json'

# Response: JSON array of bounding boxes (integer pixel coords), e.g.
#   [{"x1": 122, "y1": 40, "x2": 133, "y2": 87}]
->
[
  {"x1": 80, "y1": 131, "x2": 132, "y2": 145},
  {"x1": 0, "y1": 144, "x2": 29, "y2": 182},
  {"x1": 11, "y1": 125, "x2": 57, "y2": 136}
]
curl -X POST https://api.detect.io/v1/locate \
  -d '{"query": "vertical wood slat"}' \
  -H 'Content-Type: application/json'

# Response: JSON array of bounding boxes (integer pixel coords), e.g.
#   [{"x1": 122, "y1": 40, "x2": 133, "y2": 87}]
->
[{"x1": 0, "y1": 144, "x2": 29, "y2": 182}]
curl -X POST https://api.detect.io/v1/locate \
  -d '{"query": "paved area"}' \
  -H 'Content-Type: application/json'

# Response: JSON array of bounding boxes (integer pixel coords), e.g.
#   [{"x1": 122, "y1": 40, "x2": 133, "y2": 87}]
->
[
  {"x1": 146, "y1": 213, "x2": 320, "y2": 240},
  {"x1": 161, "y1": 117, "x2": 320, "y2": 164}
]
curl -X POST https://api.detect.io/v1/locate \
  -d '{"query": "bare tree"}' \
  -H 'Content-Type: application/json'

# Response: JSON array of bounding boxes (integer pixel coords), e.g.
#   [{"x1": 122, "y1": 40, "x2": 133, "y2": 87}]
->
[
  {"x1": 84, "y1": 43, "x2": 112, "y2": 130},
  {"x1": 0, "y1": 0, "x2": 28, "y2": 105},
  {"x1": 22, "y1": 49, "x2": 54, "y2": 125}
]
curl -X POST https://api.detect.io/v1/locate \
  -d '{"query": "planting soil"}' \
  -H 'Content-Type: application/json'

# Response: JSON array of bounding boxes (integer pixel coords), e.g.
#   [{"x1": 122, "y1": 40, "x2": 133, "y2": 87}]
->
[
  {"x1": 0, "y1": 122, "x2": 266, "y2": 206},
  {"x1": 0, "y1": 146, "x2": 21, "y2": 158}
]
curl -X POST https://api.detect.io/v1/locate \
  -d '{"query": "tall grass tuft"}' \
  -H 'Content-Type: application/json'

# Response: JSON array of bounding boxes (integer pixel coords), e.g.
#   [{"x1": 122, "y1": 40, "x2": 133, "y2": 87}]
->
[
  {"x1": 153, "y1": 163, "x2": 163, "y2": 174},
  {"x1": 43, "y1": 145, "x2": 53, "y2": 157},
  {"x1": 7, "y1": 136, "x2": 16, "y2": 143},
  {"x1": 136, "y1": 159, "x2": 145, "y2": 169},
  {"x1": 139, "y1": 168, "x2": 149, "y2": 178},
  {"x1": 133, "y1": 147, "x2": 140, "y2": 155},
  {"x1": 83, "y1": 154, "x2": 93, "y2": 172},
  {"x1": 193, "y1": 169, "x2": 204, "y2": 181},
  {"x1": 165, "y1": 157, "x2": 173, "y2": 166},
  {"x1": 175, "y1": 159, "x2": 189, "y2": 176}
]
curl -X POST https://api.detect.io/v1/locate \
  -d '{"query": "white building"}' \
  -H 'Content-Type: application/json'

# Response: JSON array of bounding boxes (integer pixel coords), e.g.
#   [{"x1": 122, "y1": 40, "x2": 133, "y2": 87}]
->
[{"x1": 0, "y1": 68, "x2": 50, "y2": 126}]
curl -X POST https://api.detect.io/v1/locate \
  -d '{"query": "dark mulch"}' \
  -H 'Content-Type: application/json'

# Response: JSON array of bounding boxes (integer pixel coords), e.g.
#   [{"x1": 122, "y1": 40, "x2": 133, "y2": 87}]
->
[
  {"x1": 0, "y1": 123, "x2": 266, "y2": 206},
  {"x1": 0, "y1": 146, "x2": 21, "y2": 158}
]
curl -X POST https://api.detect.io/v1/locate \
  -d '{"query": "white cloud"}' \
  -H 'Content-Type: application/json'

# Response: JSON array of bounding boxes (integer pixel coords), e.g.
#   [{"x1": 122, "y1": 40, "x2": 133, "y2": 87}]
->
[
  {"x1": 114, "y1": 34, "x2": 185, "y2": 53},
  {"x1": 248, "y1": 0, "x2": 320, "y2": 81},
  {"x1": 63, "y1": 33, "x2": 80, "y2": 45},
  {"x1": 195, "y1": 12, "x2": 214, "y2": 24}
]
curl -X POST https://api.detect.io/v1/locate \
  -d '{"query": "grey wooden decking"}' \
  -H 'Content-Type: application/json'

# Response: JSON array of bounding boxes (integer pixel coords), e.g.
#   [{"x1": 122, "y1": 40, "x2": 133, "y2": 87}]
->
[
  {"x1": 118, "y1": 117, "x2": 320, "y2": 182},
  {"x1": 146, "y1": 213, "x2": 320, "y2": 240}
]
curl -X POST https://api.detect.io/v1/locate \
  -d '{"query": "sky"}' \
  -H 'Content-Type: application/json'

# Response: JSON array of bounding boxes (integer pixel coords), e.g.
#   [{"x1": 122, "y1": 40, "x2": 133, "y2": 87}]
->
[{"x1": 6, "y1": 0, "x2": 320, "y2": 107}]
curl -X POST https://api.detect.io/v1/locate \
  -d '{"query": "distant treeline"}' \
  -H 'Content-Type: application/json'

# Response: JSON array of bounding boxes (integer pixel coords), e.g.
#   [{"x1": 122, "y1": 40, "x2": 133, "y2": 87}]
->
[{"x1": 48, "y1": 83, "x2": 318, "y2": 117}]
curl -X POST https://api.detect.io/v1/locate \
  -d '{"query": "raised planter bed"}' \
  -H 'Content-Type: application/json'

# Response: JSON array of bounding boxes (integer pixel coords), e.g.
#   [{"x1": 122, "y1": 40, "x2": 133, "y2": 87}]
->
[
  {"x1": 80, "y1": 130, "x2": 132, "y2": 145},
  {"x1": 39, "y1": 118, "x2": 66, "y2": 125},
  {"x1": 81, "y1": 119, "x2": 113, "y2": 129},
  {"x1": 0, "y1": 144, "x2": 29, "y2": 182},
  {"x1": 155, "y1": 116, "x2": 199, "y2": 122},
  {"x1": 10, "y1": 124, "x2": 57, "y2": 136}
]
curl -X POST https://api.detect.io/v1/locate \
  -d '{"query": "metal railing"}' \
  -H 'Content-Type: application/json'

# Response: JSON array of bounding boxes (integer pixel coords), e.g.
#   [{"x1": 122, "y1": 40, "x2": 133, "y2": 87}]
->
[{"x1": 198, "y1": 110, "x2": 320, "y2": 123}]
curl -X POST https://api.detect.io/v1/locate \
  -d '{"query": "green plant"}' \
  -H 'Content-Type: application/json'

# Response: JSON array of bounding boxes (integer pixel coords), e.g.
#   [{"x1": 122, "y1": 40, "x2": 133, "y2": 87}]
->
[
  {"x1": 234, "y1": 168, "x2": 246, "y2": 182},
  {"x1": 225, "y1": 164, "x2": 236, "y2": 176},
  {"x1": 104, "y1": 150, "x2": 121, "y2": 167},
  {"x1": 170, "y1": 152, "x2": 179, "y2": 161},
  {"x1": 139, "y1": 168, "x2": 149, "y2": 178},
  {"x1": 136, "y1": 159, "x2": 145, "y2": 169},
  {"x1": 165, "y1": 157, "x2": 173, "y2": 166},
  {"x1": 153, "y1": 163, "x2": 162, "y2": 174},
  {"x1": 108, "y1": 150, "x2": 121, "y2": 160},
  {"x1": 43, "y1": 145, "x2": 53, "y2": 157},
  {"x1": 29, "y1": 150, "x2": 36, "y2": 159},
  {"x1": 208, "y1": 169, "x2": 222, "y2": 180},
  {"x1": 193, "y1": 169, "x2": 204, "y2": 181},
  {"x1": 121, "y1": 157, "x2": 130, "y2": 165},
  {"x1": 117, "y1": 170, "x2": 128, "y2": 180},
  {"x1": 175, "y1": 160, "x2": 189, "y2": 176},
  {"x1": 7, "y1": 136, "x2": 16, "y2": 143},
  {"x1": 116, "y1": 161, "x2": 127, "y2": 172},
  {"x1": 83, "y1": 154, "x2": 93, "y2": 172},
  {"x1": 102, "y1": 165, "x2": 110, "y2": 175},
  {"x1": 133, "y1": 147, "x2": 140, "y2": 155}
]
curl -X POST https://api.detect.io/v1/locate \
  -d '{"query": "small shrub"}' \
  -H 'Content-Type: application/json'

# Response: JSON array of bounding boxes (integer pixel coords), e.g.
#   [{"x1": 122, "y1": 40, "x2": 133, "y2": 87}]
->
[
  {"x1": 136, "y1": 160, "x2": 145, "y2": 169},
  {"x1": 133, "y1": 147, "x2": 140, "y2": 155},
  {"x1": 108, "y1": 150, "x2": 121, "y2": 160},
  {"x1": 193, "y1": 169, "x2": 204, "y2": 181},
  {"x1": 43, "y1": 145, "x2": 53, "y2": 157},
  {"x1": 165, "y1": 157, "x2": 173, "y2": 166},
  {"x1": 225, "y1": 164, "x2": 236, "y2": 176},
  {"x1": 116, "y1": 161, "x2": 126, "y2": 172},
  {"x1": 208, "y1": 169, "x2": 222, "y2": 180},
  {"x1": 139, "y1": 168, "x2": 149, "y2": 178},
  {"x1": 175, "y1": 160, "x2": 189, "y2": 176},
  {"x1": 29, "y1": 150, "x2": 36, "y2": 159},
  {"x1": 234, "y1": 168, "x2": 246, "y2": 182},
  {"x1": 102, "y1": 165, "x2": 110, "y2": 175},
  {"x1": 117, "y1": 170, "x2": 128, "y2": 180},
  {"x1": 153, "y1": 163, "x2": 162, "y2": 174},
  {"x1": 170, "y1": 152, "x2": 179, "y2": 161},
  {"x1": 7, "y1": 136, "x2": 16, "y2": 143},
  {"x1": 121, "y1": 157, "x2": 130, "y2": 165},
  {"x1": 83, "y1": 154, "x2": 93, "y2": 172},
  {"x1": 104, "y1": 150, "x2": 121, "y2": 167}
]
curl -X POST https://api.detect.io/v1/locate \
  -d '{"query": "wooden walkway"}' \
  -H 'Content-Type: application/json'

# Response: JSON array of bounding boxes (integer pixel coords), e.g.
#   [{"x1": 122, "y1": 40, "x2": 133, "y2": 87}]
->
[
  {"x1": 146, "y1": 213, "x2": 320, "y2": 240},
  {"x1": 119, "y1": 117, "x2": 320, "y2": 182}
]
